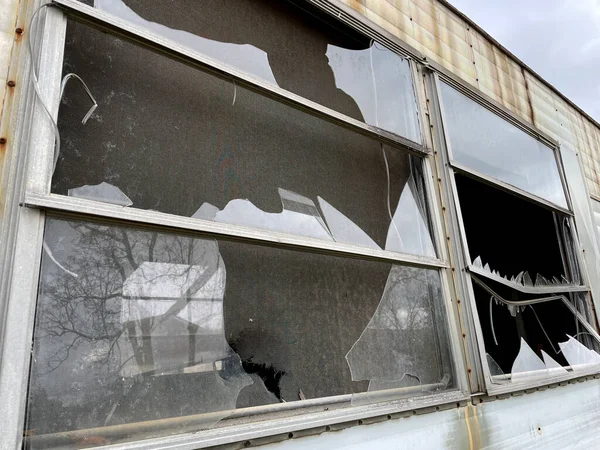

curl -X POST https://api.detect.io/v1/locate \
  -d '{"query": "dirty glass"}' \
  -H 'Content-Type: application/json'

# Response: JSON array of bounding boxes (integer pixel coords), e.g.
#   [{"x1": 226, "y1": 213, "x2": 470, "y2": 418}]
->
[
  {"x1": 25, "y1": 217, "x2": 453, "y2": 448},
  {"x1": 53, "y1": 21, "x2": 435, "y2": 258},
  {"x1": 75, "y1": 0, "x2": 421, "y2": 142},
  {"x1": 439, "y1": 82, "x2": 567, "y2": 208}
]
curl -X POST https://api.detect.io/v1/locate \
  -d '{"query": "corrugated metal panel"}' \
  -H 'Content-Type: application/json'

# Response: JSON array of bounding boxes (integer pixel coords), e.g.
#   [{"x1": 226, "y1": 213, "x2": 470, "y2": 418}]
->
[
  {"x1": 341, "y1": 0, "x2": 600, "y2": 200},
  {"x1": 263, "y1": 380, "x2": 600, "y2": 449}
]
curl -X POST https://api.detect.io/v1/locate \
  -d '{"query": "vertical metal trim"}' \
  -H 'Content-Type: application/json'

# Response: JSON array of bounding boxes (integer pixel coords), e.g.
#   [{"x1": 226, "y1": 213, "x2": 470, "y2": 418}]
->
[
  {"x1": 0, "y1": 4, "x2": 66, "y2": 449},
  {"x1": 425, "y1": 71, "x2": 486, "y2": 393},
  {"x1": 413, "y1": 62, "x2": 470, "y2": 395}
]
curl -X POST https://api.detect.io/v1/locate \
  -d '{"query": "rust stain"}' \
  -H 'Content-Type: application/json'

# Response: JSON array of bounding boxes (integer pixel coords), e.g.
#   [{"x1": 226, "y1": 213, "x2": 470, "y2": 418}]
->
[
  {"x1": 345, "y1": 0, "x2": 366, "y2": 15},
  {"x1": 520, "y1": 66, "x2": 535, "y2": 125}
]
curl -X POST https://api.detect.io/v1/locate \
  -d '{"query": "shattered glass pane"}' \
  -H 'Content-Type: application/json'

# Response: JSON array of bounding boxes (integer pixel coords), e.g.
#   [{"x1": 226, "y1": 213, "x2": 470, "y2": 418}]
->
[
  {"x1": 385, "y1": 175, "x2": 436, "y2": 257},
  {"x1": 68, "y1": 182, "x2": 132, "y2": 206},
  {"x1": 345, "y1": 266, "x2": 453, "y2": 405},
  {"x1": 440, "y1": 82, "x2": 567, "y2": 208},
  {"x1": 559, "y1": 335, "x2": 600, "y2": 367},
  {"x1": 473, "y1": 277, "x2": 600, "y2": 384},
  {"x1": 456, "y1": 174, "x2": 573, "y2": 293},
  {"x1": 486, "y1": 354, "x2": 506, "y2": 377},
  {"x1": 75, "y1": 0, "x2": 421, "y2": 142},
  {"x1": 26, "y1": 218, "x2": 453, "y2": 448},
  {"x1": 510, "y1": 338, "x2": 547, "y2": 380},
  {"x1": 541, "y1": 350, "x2": 568, "y2": 373},
  {"x1": 54, "y1": 21, "x2": 435, "y2": 258}
]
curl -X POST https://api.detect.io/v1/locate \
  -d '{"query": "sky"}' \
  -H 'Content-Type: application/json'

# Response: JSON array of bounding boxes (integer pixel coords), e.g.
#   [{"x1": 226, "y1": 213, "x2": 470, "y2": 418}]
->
[{"x1": 448, "y1": 0, "x2": 600, "y2": 122}]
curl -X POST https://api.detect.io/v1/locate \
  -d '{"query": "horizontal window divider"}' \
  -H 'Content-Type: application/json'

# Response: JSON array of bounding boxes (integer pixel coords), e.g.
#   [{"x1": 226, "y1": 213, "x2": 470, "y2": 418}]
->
[
  {"x1": 26, "y1": 388, "x2": 466, "y2": 450},
  {"x1": 25, "y1": 382, "x2": 447, "y2": 448},
  {"x1": 451, "y1": 161, "x2": 573, "y2": 216},
  {"x1": 469, "y1": 267, "x2": 588, "y2": 295},
  {"x1": 49, "y1": 0, "x2": 427, "y2": 156},
  {"x1": 24, "y1": 193, "x2": 448, "y2": 269}
]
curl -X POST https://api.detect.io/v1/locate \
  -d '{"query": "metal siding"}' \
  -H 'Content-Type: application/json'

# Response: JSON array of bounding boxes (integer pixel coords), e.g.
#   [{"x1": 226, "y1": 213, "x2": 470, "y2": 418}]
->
[
  {"x1": 341, "y1": 0, "x2": 600, "y2": 200},
  {"x1": 263, "y1": 380, "x2": 600, "y2": 449}
]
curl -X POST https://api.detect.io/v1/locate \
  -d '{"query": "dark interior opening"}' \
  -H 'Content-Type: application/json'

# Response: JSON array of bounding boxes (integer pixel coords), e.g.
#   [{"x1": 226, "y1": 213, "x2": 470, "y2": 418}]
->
[{"x1": 455, "y1": 173, "x2": 579, "y2": 373}]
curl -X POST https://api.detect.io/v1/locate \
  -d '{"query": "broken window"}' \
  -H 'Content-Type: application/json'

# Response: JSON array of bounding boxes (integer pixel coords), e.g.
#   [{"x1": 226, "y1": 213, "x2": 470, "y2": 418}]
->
[
  {"x1": 54, "y1": 20, "x2": 435, "y2": 258},
  {"x1": 439, "y1": 82, "x2": 567, "y2": 208},
  {"x1": 454, "y1": 173, "x2": 600, "y2": 383},
  {"x1": 74, "y1": 0, "x2": 422, "y2": 142},
  {"x1": 25, "y1": 217, "x2": 454, "y2": 447}
]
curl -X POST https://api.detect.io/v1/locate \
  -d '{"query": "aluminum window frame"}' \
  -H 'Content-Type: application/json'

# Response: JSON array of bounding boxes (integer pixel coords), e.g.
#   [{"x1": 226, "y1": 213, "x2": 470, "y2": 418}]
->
[
  {"x1": 436, "y1": 76, "x2": 573, "y2": 216},
  {"x1": 427, "y1": 71, "x2": 600, "y2": 396},
  {"x1": 0, "y1": 1, "x2": 472, "y2": 449}
]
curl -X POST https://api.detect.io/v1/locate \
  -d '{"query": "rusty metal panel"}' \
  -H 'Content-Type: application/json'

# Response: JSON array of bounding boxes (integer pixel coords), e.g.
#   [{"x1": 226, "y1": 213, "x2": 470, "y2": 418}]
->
[
  {"x1": 0, "y1": 0, "x2": 20, "y2": 219},
  {"x1": 340, "y1": 0, "x2": 600, "y2": 199},
  {"x1": 0, "y1": 0, "x2": 19, "y2": 118}
]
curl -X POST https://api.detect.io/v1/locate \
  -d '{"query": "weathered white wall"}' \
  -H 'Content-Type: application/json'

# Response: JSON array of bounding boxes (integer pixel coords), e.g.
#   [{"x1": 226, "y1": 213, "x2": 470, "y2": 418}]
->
[{"x1": 264, "y1": 379, "x2": 600, "y2": 449}]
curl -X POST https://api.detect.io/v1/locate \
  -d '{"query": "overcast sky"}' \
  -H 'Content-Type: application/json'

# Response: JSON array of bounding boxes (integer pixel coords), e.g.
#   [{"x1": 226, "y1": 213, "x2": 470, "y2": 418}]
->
[{"x1": 448, "y1": 0, "x2": 600, "y2": 122}]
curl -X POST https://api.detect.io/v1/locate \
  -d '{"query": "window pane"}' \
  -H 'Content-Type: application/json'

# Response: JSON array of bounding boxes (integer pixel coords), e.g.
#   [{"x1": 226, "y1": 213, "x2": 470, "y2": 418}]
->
[
  {"x1": 439, "y1": 82, "x2": 567, "y2": 208},
  {"x1": 74, "y1": 0, "x2": 421, "y2": 141},
  {"x1": 25, "y1": 218, "x2": 453, "y2": 447},
  {"x1": 54, "y1": 21, "x2": 435, "y2": 258}
]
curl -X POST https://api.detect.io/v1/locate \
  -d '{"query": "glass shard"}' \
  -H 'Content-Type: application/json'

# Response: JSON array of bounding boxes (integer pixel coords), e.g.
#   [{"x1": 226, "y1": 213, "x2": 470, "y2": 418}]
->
[
  {"x1": 510, "y1": 338, "x2": 547, "y2": 380},
  {"x1": 440, "y1": 82, "x2": 567, "y2": 207},
  {"x1": 326, "y1": 42, "x2": 421, "y2": 141},
  {"x1": 541, "y1": 350, "x2": 568, "y2": 373},
  {"x1": 191, "y1": 202, "x2": 219, "y2": 220},
  {"x1": 318, "y1": 196, "x2": 380, "y2": 249},
  {"x1": 68, "y1": 182, "x2": 133, "y2": 206},
  {"x1": 559, "y1": 335, "x2": 600, "y2": 368},
  {"x1": 469, "y1": 257, "x2": 582, "y2": 294},
  {"x1": 213, "y1": 189, "x2": 333, "y2": 241},
  {"x1": 385, "y1": 176, "x2": 435, "y2": 257},
  {"x1": 345, "y1": 266, "x2": 452, "y2": 405},
  {"x1": 96, "y1": 0, "x2": 278, "y2": 84}
]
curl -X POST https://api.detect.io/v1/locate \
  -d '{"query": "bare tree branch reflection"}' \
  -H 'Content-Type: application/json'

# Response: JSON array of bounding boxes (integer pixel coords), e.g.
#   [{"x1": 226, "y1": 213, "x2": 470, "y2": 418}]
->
[{"x1": 28, "y1": 219, "x2": 251, "y2": 435}]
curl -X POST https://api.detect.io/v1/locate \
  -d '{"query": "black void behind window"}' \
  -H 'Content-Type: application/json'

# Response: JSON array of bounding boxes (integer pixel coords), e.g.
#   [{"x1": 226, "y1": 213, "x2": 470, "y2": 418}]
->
[
  {"x1": 25, "y1": 217, "x2": 453, "y2": 448},
  {"x1": 54, "y1": 20, "x2": 436, "y2": 257},
  {"x1": 455, "y1": 174, "x2": 598, "y2": 376},
  {"x1": 74, "y1": 0, "x2": 422, "y2": 141}
]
